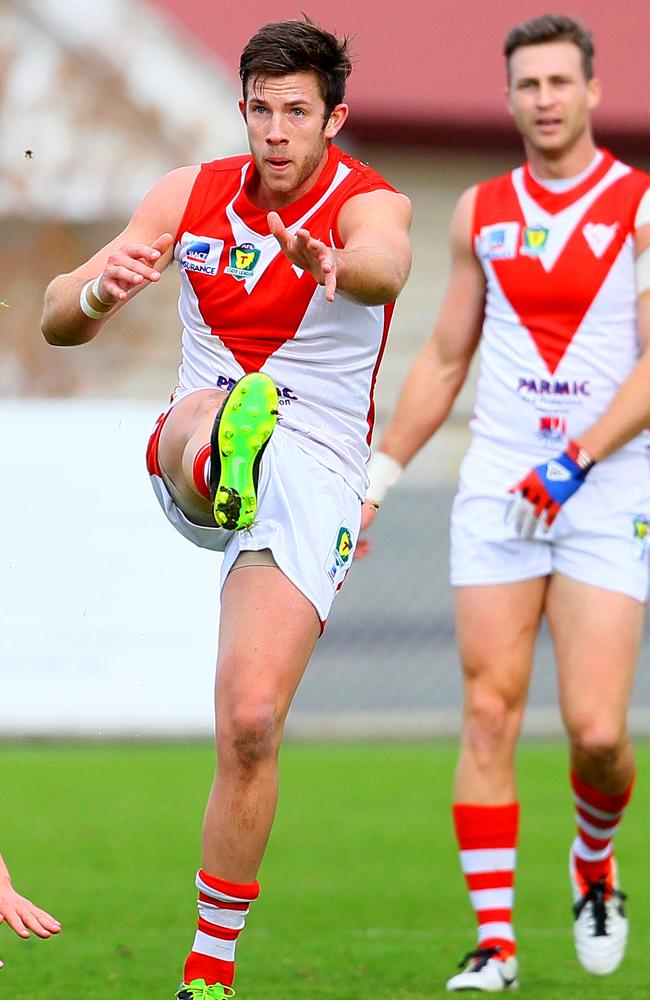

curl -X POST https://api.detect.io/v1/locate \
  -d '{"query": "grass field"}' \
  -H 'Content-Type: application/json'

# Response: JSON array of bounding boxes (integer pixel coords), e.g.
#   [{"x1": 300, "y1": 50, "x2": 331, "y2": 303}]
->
[{"x1": 1, "y1": 742, "x2": 649, "y2": 999}]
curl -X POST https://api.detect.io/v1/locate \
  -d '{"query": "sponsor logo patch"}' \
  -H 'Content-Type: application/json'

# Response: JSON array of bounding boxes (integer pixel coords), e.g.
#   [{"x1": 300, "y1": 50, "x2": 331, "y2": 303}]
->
[
  {"x1": 517, "y1": 377, "x2": 591, "y2": 397},
  {"x1": 215, "y1": 374, "x2": 297, "y2": 404},
  {"x1": 538, "y1": 415, "x2": 567, "y2": 441},
  {"x1": 180, "y1": 234, "x2": 224, "y2": 276},
  {"x1": 224, "y1": 242, "x2": 261, "y2": 280},
  {"x1": 477, "y1": 222, "x2": 519, "y2": 260},
  {"x1": 520, "y1": 226, "x2": 549, "y2": 256}
]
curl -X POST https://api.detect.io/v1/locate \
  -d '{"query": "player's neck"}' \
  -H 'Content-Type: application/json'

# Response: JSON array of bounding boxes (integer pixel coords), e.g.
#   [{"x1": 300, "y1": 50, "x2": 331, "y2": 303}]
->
[{"x1": 524, "y1": 132, "x2": 598, "y2": 181}]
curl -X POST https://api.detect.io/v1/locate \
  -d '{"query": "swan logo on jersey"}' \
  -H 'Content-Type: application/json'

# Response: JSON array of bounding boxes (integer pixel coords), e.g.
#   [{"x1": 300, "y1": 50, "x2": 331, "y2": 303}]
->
[
  {"x1": 521, "y1": 226, "x2": 549, "y2": 256},
  {"x1": 582, "y1": 222, "x2": 619, "y2": 259},
  {"x1": 326, "y1": 525, "x2": 354, "y2": 586},
  {"x1": 180, "y1": 234, "x2": 224, "y2": 275},
  {"x1": 225, "y1": 242, "x2": 261, "y2": 280},
  {"x1": 478, "y1": 222, "x2": 519, "y2": 260}
]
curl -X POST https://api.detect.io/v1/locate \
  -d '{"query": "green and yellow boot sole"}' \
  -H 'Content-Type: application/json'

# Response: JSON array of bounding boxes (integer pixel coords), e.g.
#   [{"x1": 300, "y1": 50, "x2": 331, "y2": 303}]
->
[{"x1": 209, "y1": 372, "x2": 279, "y2": 531}]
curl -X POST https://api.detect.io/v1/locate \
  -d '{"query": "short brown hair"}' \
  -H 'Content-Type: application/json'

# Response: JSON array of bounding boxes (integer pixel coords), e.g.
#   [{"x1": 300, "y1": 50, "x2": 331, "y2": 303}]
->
[
  {"x1": 240, "y1": 17, "x2": 352, "y2": 119},
  {"x1": 504, "y1": 14, "x2": 595, "y2": 81}
]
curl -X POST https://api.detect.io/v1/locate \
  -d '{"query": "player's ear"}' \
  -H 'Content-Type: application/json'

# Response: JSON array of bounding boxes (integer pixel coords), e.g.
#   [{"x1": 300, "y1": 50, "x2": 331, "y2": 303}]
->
[
  {"x1": 238, "y1": 98, "x2": 247, "y2": 122},
  {"x1": 587, "y1": 75, "x2": 601, "y2": 111},
  {"x1": 324, "y1": 103, "x2": 348, "y2": 139}
]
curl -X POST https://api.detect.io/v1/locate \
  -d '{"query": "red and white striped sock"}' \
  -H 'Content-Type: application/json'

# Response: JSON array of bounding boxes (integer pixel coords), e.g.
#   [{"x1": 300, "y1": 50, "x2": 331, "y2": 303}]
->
[
  {"x1": 453, "y1": 803, "x2": 519, "y2": 959},
  {"x1": 183, "y1": 870, "x2": 260, "y2": 987},
  {"x1": 192, "y1": 444, "x2": 211, "y2": 500},
  {"x1": 571, "y1": 771, "x2": 634, "y2": 892}
]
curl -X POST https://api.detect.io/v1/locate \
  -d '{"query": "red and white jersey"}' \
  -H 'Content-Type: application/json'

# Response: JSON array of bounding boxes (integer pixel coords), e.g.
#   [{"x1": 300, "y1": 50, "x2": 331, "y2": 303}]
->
[
  {"x1": 472, "y1": 150, "x2": 650, "y2": 455},
  {"x1": 172, "y1": 144, "x2": 397, "y2": 498}
]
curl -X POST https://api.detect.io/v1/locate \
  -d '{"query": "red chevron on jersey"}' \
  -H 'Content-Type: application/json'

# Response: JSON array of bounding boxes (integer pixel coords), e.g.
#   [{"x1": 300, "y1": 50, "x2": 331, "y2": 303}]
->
[
  {"x1": 171, "y1": 144, "x2": 399, "y2": 498},
  {"x1": 474, "y1": 152, "x2": 650, "y2": 373},
  {"x1": 175, "y1": 145, "x2": 393, "y2": 373}
]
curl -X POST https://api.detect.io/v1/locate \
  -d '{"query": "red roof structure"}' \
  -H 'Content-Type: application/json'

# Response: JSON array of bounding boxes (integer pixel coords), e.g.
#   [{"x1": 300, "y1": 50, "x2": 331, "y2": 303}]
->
[{"x1": 150, "y1": 0, "x2": 650, "y2": 147}]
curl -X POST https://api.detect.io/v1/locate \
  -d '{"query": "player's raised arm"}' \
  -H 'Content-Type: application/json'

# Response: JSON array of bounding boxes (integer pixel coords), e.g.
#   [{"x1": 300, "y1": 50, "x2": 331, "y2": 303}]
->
[
  {"x1": 40, "y1": 165, "x2": 198, "y2": 347},
  {"x1": 268, "y1": 187, "x2": 412, "y2": 305},
  {"x1": 365, "y1": 187, "x2": 485, "y2": 506}
]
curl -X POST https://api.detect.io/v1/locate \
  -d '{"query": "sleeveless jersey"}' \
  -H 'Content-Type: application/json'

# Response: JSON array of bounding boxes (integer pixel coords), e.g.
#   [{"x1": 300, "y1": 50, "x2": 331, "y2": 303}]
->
[
  {"x1": 172, "y1": 144, "x2": 397, "y2": 498},
  {"x1": 471, "y1": 150, "x2": 650, "y2": 456}
]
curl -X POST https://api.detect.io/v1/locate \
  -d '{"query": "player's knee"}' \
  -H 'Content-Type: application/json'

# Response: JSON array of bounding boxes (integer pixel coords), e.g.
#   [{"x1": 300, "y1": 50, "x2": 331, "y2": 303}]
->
[
  {"x1": 464, "y1": 687, "x2": 521, "y2": 756},
  {"x1": 569, "y1": 723, "x2": 627, "y2": 766},
  {"x1": 220, "y1": 703, "x2": 282, "y2": 773}
]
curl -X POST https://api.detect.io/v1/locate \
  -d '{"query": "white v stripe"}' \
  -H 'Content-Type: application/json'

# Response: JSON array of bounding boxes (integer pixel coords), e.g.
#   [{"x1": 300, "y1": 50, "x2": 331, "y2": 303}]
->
[{"x1": 511, "y1": 161, "x2": 631, "y2": 273}]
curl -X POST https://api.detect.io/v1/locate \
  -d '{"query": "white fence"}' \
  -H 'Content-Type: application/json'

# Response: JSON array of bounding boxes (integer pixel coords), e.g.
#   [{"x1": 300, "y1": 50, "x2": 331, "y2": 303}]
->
[{"x1": 2, "y1": 400, "x2": 649, "y2": 739}]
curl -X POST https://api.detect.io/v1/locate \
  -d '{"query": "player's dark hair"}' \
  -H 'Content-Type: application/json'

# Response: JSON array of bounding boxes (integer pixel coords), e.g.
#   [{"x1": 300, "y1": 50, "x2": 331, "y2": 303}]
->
[
  {"x1": 240, "y1": 16, "x2": 352, "y2": 119},
  {"x1": 504, "y1": 14, "x2": 594, "y2": 81}
]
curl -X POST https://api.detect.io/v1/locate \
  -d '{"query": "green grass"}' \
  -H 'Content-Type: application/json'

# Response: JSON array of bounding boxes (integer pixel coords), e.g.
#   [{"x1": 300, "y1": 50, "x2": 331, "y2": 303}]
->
[{"x1": 0, "y1": 742, "x2": 649, "y2": 998}]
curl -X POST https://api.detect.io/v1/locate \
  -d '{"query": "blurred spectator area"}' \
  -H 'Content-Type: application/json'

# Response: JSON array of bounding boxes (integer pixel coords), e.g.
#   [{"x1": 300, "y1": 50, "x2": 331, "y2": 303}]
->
[{"x1": 2, "y1": 0, "x2": 650, "y2": 407}]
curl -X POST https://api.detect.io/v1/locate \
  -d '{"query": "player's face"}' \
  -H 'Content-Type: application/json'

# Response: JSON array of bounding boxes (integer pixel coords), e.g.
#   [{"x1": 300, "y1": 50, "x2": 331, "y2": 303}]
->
[
  {"x1": 507, "y1": 41, "x2": 600, "y2": 159},
  {"x1": 240, "y1": 72, "x2": 348, "y2": 208}
]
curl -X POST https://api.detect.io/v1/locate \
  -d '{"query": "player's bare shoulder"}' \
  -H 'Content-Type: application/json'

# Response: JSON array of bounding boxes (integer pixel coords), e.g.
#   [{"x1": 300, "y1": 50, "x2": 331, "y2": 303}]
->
[
  {"x1": 338, "y1": 187, "x2": 412, "y2": 235},
  {"x1": 450, "y1": 185, "x2": 479, "y2": 252},
  {"x1": 131, "y1": 164, "x2": 201, "y2": 234}
]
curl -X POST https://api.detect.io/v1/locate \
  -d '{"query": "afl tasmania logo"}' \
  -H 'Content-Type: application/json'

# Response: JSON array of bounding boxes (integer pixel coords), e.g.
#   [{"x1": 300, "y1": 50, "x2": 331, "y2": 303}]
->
[
  {"x1": 179, "y1": 232, "x2": 224, "y2": 275},
  {"x1": 225, "y1": 242, "x2": 261, "y2": 281}
]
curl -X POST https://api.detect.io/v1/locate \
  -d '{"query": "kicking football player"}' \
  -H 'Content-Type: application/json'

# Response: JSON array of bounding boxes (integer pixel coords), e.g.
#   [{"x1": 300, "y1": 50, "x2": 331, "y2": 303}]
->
[
  {"x1": 41, "y1": 17, "x2": 411, "y2": 998},
  {"x1": 364, "y1": 13, "x2": 650, "y2": 992},
  {"x1": 0, "y1": 853, "x2": 61, "y2": 969}
]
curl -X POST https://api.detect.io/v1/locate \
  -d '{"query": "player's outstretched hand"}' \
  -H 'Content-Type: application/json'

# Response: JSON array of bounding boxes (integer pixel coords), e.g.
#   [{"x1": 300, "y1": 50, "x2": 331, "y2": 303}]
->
[
  {"x1": 506, "y1": 440, "x2": 595, "y2": 538},
  {"x1": 0, "y1": 861, "x2": 61, "y2": 969},
  {"x1": 268, "y1": 212, "x2": 337, "y2": 301},
  {"x1": 354, "y1": 499, "x2": 380, "y2": 560},
  {"x1": 95, "y1": 231, "x2": 174, "y2": 305}
]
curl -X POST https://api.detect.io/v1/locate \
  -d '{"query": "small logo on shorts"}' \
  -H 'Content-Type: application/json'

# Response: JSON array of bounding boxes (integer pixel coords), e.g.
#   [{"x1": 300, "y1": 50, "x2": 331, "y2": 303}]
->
[
  {"x1": 633, "y1": 514, "x2": 650, "y2": 555},
  {"x1": 225, "y1": 242, "x2": 261, "y2": 280},
  {"x1": 336, "y1": 528, "x2": 353, "y2": 562},
  {"x1": 326, "y1": 525, "x2": 354, "y2": 587},
  {"x1": 521, "y1": 226, "x2": 549, "y2": 256}
]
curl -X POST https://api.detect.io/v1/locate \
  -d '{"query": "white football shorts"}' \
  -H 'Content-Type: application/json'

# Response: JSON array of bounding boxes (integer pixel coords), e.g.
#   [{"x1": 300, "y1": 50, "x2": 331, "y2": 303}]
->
[
  {"x1": 450, "y1": 437, "x2": 650, "y2": 602},
  {"x1": 147, "y1": 409, "x2": 361, "y2": 624}
]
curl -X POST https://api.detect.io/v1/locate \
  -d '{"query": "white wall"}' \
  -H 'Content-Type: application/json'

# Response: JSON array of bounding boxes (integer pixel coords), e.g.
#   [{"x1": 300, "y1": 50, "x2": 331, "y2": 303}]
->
[{"x1": 1, "y1": 400, "x2": 221, "y2": 736}]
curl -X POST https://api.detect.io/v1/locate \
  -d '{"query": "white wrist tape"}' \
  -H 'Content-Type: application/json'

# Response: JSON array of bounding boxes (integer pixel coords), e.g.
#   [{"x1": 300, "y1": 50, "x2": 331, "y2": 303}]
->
[
  {"x1": 79, "y1": 278, "x2": 112, "y2": 320},
  {"x1": 366, "y1": 451, "x2": 403, "y2": 503},
  {"x1": 91, "y1": 275, "x2": 112, "y2": 306}
]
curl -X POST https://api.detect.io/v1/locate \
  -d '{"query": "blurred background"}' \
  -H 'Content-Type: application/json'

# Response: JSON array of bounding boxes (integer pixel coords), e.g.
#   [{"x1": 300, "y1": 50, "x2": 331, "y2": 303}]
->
[{"x1": 2, "y1": 0, "x2": 650, "y2": 739}]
